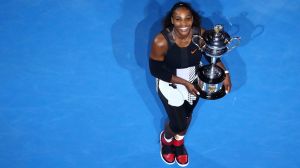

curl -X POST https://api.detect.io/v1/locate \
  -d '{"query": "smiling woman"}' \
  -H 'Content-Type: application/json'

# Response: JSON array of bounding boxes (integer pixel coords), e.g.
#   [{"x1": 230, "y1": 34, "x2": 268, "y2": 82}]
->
[
  {"x1": 149, "y1": 1, "x2": 232, "y2": 167},
  {"x1": 171, "y1": 7, "x2": 193, "y2": 47}
]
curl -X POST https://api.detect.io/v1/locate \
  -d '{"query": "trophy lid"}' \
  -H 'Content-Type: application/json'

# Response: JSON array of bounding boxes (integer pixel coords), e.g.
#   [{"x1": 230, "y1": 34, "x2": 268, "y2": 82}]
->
[
  {"x1": 214, "y1": 25, "x2": 223, "y2": 34},
  {"x1": 203, "y1": 24, "x2": 231, "y2": 48}
]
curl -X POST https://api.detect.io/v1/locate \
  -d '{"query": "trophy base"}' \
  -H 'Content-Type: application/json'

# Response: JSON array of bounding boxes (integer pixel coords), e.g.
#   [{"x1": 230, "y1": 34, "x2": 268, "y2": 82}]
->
[{"x1": 199, "y1": 85, "x2": 226, "y2": 100}]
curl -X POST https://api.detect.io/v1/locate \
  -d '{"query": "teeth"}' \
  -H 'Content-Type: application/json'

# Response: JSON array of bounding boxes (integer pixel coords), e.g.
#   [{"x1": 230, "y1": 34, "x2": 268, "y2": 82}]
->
[{"x1": 180, "y1": 27, "x2": 188, "y2": 31}]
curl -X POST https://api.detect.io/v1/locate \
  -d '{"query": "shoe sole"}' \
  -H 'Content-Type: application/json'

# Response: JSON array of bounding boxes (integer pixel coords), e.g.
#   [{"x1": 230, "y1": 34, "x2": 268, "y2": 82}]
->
[
  {"x1": 175, "y1": 159, "x2": 189, "y2": 167},
  {"x1": 160, "y1": 131, "x2": 175, "y2": 165}
]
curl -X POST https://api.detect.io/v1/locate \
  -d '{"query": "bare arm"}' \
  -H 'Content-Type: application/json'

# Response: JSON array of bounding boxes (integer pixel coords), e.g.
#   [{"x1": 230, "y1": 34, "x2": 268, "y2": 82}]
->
[{"x1": 216, "y1": 61, "x2": 232, "y2": 93}]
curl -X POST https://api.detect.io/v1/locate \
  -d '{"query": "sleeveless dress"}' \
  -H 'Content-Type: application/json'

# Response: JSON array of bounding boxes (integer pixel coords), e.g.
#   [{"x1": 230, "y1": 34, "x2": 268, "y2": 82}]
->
[{"x1": 157, "y1": 26, "x2": 203, "y2": 107}]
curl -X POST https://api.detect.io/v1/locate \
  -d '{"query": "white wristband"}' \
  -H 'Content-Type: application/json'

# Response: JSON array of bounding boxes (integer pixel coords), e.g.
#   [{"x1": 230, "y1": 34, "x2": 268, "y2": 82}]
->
[{"x1": 224, "y1": 70, "x2": 230, "y2": 74}]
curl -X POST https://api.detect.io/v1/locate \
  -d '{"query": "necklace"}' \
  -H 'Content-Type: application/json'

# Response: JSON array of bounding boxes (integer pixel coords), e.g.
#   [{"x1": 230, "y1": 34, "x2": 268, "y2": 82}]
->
[{"x1": 172, "y1": 29, "x2": 191, "y2": 42}]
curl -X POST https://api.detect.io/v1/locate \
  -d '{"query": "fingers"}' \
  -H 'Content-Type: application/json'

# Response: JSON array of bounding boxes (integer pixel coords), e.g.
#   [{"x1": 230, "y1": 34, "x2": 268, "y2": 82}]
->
[
  {"x1": 196, "y1": 90, "x2": 200, "y2": 96},
  {"x1": 191, "y1": 88, "x2": 200, "y2": 96},
  {"x1": 192, "y1": 91, "x2": 199, "y2": 96},
  {"x1": 192, "y1": 92, "x2": 199, "y2": 97},
  {"x1": 224, "y1": 77, "x2": 232, "y2": 94},
  {"x1": 188, "y1": 87, "x2": 198, "y2": 96},
  {"x1": 225, "y1": 84, "x2": 231, "y2": 94},
  {"x1": 186, "y1": 83, "x2": 200, "y2": 96},
  {"x1": 225, "y1": 85, "x2": 228, "y2": 94}
]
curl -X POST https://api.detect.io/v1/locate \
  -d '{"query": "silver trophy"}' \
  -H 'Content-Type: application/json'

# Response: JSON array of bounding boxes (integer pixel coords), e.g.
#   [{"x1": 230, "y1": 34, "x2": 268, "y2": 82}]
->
[{"x1": 192, "y1": 24, "x2": 240, "y2": 100}]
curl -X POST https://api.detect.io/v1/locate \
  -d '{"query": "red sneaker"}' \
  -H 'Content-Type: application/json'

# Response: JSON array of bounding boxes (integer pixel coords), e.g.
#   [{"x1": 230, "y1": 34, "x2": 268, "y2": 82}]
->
[
  {"x1": 160, "y1": 131, "x2": 175, "y2": 165},
  {"x1": 173, "y1": 138, "x2": 189, "y2": 167}
]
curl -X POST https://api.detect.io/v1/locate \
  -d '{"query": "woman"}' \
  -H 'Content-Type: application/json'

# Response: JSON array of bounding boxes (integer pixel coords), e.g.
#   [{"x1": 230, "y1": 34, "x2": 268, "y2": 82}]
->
[{"x1": 149, "y1": 2, "x2": 231, "y2": 167}]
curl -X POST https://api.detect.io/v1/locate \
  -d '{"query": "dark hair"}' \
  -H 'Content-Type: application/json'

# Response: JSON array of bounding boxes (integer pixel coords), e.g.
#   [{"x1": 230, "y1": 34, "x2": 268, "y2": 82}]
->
[{"x1": 163, "y1": 2, "x2": 201, "y2": 28}]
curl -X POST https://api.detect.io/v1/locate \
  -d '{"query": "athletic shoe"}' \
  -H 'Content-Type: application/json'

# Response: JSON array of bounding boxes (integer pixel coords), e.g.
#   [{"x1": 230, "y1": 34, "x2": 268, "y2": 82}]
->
[
  {"x1": 173, "y1": 138, "x2": 189, "y2": 167},
  {"x1": 160, "y1": 131, "x2": 175, "y2": 165}
]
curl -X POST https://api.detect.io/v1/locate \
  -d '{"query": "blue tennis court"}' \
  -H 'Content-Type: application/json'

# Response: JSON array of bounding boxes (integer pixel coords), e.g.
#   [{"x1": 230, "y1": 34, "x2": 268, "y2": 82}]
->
[{"x1": 0, "y1": 0, "x2": 299, "y2": 167}]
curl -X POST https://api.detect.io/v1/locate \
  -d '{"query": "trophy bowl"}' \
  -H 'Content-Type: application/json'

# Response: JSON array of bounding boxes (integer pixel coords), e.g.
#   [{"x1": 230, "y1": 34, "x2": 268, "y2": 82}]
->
[{"x1": 197, "y1": 64, "x2": 226, "y2": 100}]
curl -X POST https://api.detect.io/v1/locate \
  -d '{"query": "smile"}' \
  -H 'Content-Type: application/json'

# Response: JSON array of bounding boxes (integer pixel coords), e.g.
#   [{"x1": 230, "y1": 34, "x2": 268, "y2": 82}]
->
[{"x1": 179, "y1": 27, "x2": 189, "y2": 31}]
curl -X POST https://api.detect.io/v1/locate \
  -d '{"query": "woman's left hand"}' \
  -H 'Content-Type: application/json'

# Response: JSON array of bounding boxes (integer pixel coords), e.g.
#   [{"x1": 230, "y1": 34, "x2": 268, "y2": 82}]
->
[{"x1": 223, "y1": 74, "x2": 232, "y2": 94}]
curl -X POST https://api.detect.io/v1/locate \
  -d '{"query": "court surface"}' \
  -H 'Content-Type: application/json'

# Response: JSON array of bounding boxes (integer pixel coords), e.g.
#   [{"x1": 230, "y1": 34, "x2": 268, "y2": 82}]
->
[{"x1": 0, "y1": 0, "x2": 299, "y2": 167}]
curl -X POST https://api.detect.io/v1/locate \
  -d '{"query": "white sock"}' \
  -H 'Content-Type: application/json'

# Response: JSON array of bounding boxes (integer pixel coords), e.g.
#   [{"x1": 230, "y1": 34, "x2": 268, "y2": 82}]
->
[
  {"x1": 174, "y1": 134, "x2": 184, "y2": 141},
  {"x1": 164, "y1": 134, "x2": 173, "y2": 143}
]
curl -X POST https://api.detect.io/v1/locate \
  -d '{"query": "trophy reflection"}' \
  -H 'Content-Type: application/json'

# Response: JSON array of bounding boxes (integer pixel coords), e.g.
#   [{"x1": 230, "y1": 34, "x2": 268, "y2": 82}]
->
[{"x1": 192, "y1": 24, "x2": 240, "y2": 100}]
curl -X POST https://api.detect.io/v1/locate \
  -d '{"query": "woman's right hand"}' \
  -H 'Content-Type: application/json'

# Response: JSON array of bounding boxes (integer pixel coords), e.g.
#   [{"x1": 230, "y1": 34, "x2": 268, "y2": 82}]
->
[
  {"x1": 185, "y1": 82, "x2": 200, "y2": 97},
  {"x1": 169, "y1": 75, "x2": 200, "y2": 97}
]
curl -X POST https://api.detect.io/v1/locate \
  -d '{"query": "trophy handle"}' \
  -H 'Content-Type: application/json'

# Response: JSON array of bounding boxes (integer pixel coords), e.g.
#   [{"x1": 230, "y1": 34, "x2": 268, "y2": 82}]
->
[
  {"x1": 192, "y1": 35, "x2": 205, "y2": 52},
  {"x1": 227, "y1": 37, "x2": 241, "y2": 52}
]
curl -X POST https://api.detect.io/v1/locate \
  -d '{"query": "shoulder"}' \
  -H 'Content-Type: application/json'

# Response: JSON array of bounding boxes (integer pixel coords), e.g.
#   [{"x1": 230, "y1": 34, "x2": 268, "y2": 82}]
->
[
  {"x1": 150, "y1": 33, "x2": 168, "y2": 60},
  {"x1": 152, "y1": 33, "x2": 168, "y2": 53},
  {"x1": 153, "y1": 33, "x2": 167, "y2": 48}
]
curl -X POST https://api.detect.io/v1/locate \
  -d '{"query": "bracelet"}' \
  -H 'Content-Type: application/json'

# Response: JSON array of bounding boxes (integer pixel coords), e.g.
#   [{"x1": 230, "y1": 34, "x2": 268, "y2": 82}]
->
[{"x1": 224, "y1": 70, "x2": 230, "y2": 74}]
